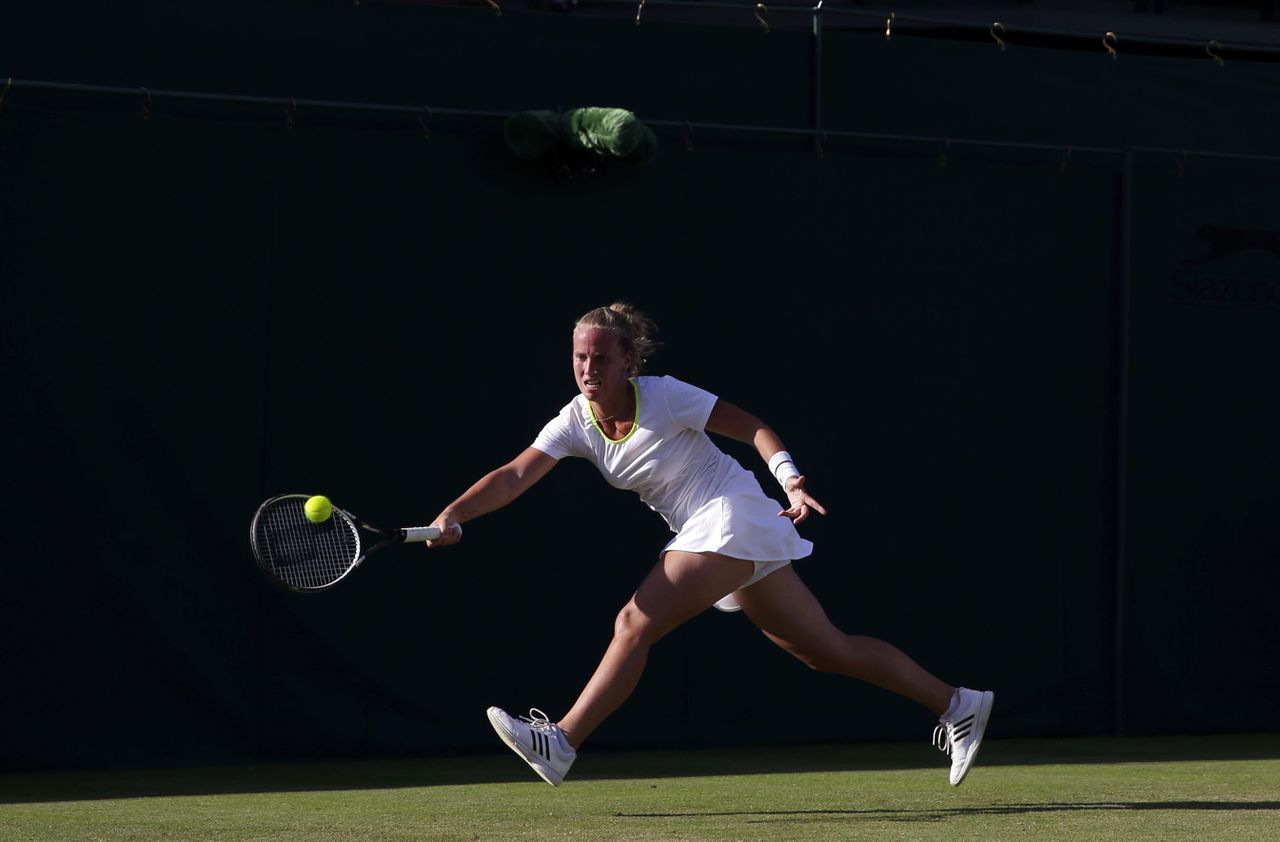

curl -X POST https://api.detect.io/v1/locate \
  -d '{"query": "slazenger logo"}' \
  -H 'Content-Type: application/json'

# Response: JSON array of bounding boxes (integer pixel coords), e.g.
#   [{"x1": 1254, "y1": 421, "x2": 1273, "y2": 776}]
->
[
  {"x1": 1182, "y1": 226, "x2": 1280, "y2": 267},
  {"x1": 1171, "y1": 272, "x2": 1280, "y2": 311}
]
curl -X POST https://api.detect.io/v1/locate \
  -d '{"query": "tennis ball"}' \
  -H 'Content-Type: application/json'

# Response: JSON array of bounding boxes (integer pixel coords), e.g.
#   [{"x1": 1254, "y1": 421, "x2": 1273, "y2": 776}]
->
[{"x1": 304, "y1": 495, "x2": 333, "y2": 523}]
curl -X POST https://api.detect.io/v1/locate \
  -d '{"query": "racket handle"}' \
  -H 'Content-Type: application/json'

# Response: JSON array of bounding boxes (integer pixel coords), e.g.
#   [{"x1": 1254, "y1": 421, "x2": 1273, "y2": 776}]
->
[{"x1": 401, "y1": 526, "x2": 443, "y2": 543}]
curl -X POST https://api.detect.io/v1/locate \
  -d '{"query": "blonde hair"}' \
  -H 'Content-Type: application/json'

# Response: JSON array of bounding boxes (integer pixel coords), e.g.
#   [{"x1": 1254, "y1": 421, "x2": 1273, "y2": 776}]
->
[{"x1": 574, "y1": 301, "x2": 661, "y2": 377}]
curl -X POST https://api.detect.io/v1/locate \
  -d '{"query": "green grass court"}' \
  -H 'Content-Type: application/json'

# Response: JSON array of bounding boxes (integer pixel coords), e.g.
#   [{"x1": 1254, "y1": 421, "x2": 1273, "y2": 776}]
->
[{"x1": 3, "y1": 734, "x2": 1277, "y2": 840}]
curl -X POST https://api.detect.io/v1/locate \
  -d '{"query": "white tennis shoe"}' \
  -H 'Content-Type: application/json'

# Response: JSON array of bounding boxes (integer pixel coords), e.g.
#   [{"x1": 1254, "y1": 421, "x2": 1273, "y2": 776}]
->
[
  {"x1": 486, "y1": 707, "x2": 577, "y2": 787},
  {"x1": 933, "y1": 688, "x2": 995, "y2": 786}
]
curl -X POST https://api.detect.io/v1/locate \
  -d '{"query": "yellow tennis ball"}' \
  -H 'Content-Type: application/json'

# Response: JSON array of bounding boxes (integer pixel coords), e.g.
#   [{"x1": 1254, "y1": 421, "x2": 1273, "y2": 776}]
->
[{"x1": 304, "y1": 495, "x2": 333, "y2": 523}]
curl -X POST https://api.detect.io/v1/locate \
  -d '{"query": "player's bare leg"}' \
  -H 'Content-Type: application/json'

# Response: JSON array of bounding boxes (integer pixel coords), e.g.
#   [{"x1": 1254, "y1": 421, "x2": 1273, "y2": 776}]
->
[
  {"x1": 733, "y1": 564, "x2": 953, "y2": 714},
  {"x1": 556, "y1": 551, "x2": 754, "y2": 748},
  {"x1": 734, "y1": 564, "x2": 994, "y2": 785}
]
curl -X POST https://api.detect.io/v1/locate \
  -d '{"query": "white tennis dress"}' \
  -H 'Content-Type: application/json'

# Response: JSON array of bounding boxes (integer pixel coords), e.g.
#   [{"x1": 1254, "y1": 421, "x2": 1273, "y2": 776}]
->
[{"x1": 531, "y1": 375, "x2": 813, "y2": 611}]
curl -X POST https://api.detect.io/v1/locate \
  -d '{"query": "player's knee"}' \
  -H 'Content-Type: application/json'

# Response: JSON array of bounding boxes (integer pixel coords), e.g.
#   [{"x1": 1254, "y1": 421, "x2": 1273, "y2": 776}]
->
[{"x1": 613, "y1": 602, "x2": 657, "y2": 645}]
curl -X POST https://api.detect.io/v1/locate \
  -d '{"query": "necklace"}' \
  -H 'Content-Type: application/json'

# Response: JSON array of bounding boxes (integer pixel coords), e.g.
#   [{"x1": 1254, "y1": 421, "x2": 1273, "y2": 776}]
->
[{"x1": 591, "y1": 381, "x2": 637, "y2": 430}]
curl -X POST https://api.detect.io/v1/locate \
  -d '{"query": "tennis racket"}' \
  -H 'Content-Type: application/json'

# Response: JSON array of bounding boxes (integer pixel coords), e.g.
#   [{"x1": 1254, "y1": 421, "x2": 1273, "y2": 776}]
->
[{"x1": 249, "y1": 493, "x2": 441, "y2": 592}]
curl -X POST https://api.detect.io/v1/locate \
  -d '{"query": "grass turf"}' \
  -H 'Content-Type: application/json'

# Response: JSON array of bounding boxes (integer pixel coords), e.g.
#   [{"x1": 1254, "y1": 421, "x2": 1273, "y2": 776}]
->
[{"x1": 2, "y1": 735, "x2": 1278, "y2": 840}]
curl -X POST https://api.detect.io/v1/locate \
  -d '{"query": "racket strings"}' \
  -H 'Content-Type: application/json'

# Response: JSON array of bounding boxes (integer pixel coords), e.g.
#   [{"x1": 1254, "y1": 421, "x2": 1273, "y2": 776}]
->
[{"x1": 253, "y1": 498, "x2": 360, "y2": 589}]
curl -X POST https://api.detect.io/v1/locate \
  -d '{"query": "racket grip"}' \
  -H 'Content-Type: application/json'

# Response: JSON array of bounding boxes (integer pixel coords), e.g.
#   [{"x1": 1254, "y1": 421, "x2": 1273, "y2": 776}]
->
[{"x1": 401, "y1": 526, "x2": 443, "y2": 543}]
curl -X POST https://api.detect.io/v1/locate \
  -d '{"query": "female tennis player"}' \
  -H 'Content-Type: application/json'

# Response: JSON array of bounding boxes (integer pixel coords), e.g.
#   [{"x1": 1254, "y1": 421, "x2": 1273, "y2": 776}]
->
[{"x1": 426, "y1": 302, "x2": 993, "y2": 787}]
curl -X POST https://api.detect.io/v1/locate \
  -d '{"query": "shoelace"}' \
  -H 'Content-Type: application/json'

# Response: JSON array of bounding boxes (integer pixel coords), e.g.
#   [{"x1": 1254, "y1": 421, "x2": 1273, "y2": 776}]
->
[
  {"x1": 520, "y1": 708, "x2": 558, "y2": 734},
  {"x1": 932, "y1": 723, "x2": 954, "y2": 756}
]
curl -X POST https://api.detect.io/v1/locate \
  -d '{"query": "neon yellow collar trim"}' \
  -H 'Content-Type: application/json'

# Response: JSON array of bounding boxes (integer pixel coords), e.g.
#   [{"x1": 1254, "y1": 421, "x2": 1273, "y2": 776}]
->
[{"x1": 588, "y1": 379, "x2": 640, "y2": 444}]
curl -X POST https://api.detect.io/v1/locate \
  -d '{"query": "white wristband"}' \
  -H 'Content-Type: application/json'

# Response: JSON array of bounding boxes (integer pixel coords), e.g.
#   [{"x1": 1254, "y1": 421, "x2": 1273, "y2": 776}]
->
[{"x1": 767, "y1": 450, "x2": 800, "y2": 488}]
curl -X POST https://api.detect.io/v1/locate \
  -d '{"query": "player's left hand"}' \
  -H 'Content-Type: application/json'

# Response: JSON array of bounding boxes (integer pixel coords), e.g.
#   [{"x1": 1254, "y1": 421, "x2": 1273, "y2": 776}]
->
[{"x1": 779, "y1": 476, "x2": 827, "y2": 524}]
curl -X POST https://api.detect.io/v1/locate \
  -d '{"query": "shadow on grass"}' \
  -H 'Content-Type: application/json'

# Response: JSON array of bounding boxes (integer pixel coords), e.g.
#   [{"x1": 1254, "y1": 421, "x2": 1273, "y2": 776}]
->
[
  {"x1": 3, "y1": 734, "x2": 1278, "y2": 804},
  {"x1": 616, "y1": 801, "x2": 1280, "y2": 824}
]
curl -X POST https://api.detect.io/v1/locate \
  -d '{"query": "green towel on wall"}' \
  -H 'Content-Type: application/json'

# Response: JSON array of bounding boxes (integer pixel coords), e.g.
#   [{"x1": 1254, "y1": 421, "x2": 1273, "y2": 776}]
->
[
  {"x1": 504, "y1": 107, "x2": 657, "y2": 166},
  {"x1": 563, "y1": 107, "x2": 656, "y2": 163}
]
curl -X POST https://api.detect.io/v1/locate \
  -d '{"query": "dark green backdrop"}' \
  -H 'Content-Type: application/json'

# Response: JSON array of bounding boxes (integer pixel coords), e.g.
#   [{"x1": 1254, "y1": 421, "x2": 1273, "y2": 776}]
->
[{"x1": 2, "y1": 2, "x2": 1277, "y2": 770}]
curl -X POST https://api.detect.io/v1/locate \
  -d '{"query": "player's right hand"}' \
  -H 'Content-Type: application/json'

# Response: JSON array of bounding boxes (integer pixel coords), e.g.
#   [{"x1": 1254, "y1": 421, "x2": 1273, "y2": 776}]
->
[{"x1": 426, "y1": 521, "x2": 463, "y2": 548}]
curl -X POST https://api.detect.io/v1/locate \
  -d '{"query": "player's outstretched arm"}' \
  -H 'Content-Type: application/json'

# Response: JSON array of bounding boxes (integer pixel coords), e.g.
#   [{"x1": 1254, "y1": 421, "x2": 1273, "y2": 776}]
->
[{"x1": 427, "y1": 447, "x2": 558, "y2": 547}]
